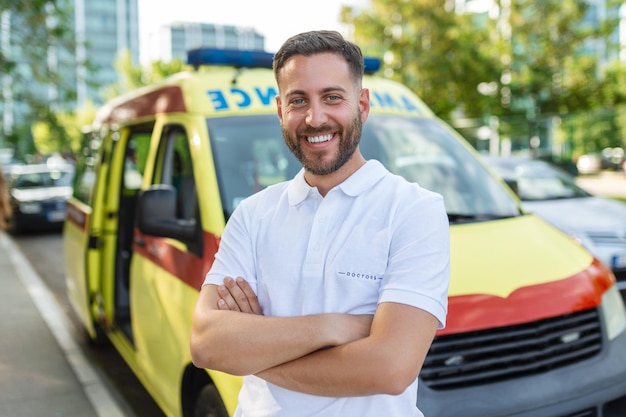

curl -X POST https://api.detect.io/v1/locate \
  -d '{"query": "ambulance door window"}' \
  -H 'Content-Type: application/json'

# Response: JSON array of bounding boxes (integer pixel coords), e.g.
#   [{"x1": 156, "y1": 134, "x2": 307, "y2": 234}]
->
[
  {"x1": 154, "y1": 125, "x2": 201, "y2": 254},
  {"x1": 72, "y1": 129, "x2": 101, "y2": 205},
  {"x1": 115, "y1": 125, "x2": 152, "y2": 336}
]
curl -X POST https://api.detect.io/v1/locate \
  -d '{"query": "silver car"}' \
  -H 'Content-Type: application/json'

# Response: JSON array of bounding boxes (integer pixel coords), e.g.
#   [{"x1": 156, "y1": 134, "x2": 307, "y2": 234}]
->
[{"x1": 483, "y1": 155, "x2": 626, "y2": 297}]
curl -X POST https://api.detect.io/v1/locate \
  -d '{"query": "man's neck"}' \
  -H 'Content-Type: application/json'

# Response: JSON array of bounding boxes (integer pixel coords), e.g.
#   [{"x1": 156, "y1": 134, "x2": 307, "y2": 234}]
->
[{"x1": 304, "y1": 154, "x2": 367, "y2": 197}]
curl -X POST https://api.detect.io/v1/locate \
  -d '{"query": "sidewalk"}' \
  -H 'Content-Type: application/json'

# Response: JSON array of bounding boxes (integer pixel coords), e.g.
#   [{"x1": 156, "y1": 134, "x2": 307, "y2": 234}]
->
[{"x1": 0, "y1": 232, "x2": 127, "y2": 417}]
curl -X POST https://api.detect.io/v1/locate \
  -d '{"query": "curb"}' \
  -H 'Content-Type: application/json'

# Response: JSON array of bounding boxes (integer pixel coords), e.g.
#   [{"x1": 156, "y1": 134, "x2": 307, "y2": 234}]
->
[{"x1": 0, "y1": 232, "x2": 129, "y2": 417}]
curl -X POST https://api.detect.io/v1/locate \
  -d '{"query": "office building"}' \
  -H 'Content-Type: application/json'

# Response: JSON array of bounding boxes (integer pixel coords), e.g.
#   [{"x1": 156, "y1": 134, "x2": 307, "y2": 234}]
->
[
  {"x1": 75, "y1": 0, "x2": 139, "y2": 107},
  {"x1": 0, "y1": 0, "x2": 139, "y2": 147},
  {"x1": 152, "y1": 22, "x2": 265, "y2": 63}
]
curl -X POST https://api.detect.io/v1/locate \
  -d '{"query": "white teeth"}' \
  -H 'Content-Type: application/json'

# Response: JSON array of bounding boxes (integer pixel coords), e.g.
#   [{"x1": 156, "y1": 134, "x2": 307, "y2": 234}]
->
[{"x1": 307, "y1": 134, "x2": 333, "y2": 143}]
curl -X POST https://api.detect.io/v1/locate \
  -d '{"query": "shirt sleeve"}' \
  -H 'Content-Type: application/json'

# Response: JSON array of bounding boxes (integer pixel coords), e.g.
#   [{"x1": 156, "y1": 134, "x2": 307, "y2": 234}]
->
[
  {"x1": 203, "y1": 200, "x2": 258, "y2": 291},
  {"x1": 378, "y1": 186, "x2": 450, "y2": 329}
]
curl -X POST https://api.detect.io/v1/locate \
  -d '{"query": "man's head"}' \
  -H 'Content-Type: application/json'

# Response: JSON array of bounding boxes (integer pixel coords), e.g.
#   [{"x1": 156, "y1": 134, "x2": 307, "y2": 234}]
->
[
  {"x1": 273, "y1": 30, "x2": 365, "y2": 89},
  {"x1": 273, "y1": 31, "x2": 370, "y2": 181}
]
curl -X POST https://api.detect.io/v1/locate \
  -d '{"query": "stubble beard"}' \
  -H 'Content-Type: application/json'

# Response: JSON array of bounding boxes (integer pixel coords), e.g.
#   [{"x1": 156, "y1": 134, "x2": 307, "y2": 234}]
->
[{"x1": 283, "y1": 113, "x2": 363, "y2": 176}]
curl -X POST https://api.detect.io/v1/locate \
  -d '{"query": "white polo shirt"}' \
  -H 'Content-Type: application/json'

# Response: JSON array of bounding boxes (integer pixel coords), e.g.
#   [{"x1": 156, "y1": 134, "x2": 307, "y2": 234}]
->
[{"x1": 204, "y1": 159, "x2": 450, "y2": 417}]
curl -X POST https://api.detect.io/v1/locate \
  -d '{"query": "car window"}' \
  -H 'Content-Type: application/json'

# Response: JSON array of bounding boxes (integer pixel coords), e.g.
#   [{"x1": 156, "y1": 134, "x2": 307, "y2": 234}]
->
[
  {"x1": 72, "y1": 130, "x2": 101, "y2": 204},
  {"x1": 13, "y1": 168, "x2": 73, "y2": 188},
  {"x1": 208, "y1": 115, "x2": 300, "y2": 217},
  {"x1": 487, "y1": 158, "x2": 591, "y2": 201},
  {"x1": 208, "y1": 114, "x2": 520, "y2": 222},
  {"x1": 153, "y1": 125, "x2": 198, "y2": 221}
]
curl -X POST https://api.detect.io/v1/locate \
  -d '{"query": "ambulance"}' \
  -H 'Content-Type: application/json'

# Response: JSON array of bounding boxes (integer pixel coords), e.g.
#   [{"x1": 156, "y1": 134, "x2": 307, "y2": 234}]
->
[{"x1": 63, "y1": 47, "x2": 626, "y2": 417}]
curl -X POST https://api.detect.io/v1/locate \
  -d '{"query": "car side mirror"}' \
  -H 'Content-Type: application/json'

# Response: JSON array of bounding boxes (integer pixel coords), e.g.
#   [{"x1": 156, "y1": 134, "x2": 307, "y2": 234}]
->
[{"x1": 137, "y1": 184, "x2": 197, "y2": 242}]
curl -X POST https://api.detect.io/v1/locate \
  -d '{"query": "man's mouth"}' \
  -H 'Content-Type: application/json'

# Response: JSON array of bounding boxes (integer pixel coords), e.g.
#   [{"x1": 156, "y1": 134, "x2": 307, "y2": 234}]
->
[{"x1": 306, "y1": 133, "x2": 334, "y2": 143}]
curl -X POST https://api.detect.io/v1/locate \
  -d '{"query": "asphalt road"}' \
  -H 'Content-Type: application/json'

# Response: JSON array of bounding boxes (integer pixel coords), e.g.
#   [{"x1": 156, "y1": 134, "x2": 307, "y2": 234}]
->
[{"x1": 12, "y1": 229, "x2": 166, "y2": 417}]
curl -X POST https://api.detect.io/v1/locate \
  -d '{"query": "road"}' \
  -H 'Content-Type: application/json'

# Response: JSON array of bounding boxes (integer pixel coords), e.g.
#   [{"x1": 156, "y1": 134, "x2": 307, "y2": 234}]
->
[{"x1": 12, "y1": 230, "x2": 166, "y2": 417}]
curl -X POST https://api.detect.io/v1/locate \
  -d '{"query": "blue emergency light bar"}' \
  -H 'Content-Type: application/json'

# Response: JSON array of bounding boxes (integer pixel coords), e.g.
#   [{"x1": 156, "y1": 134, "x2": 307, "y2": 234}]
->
[
  {"x1": 363, "y1": 57, "x2": 381, "y2": 74},
  {"x1": 187, "y1": 47, "x2": 275, "y2": 69},
  {"x1": 186, "y1": 47, "x2": 382, "y2": 74}
]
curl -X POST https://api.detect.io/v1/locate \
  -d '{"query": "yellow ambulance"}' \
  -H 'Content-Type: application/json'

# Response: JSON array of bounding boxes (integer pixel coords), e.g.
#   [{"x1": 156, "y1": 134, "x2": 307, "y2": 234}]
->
[{"x1": 63, "y1": 48, "x2": 626, "y2": 417}]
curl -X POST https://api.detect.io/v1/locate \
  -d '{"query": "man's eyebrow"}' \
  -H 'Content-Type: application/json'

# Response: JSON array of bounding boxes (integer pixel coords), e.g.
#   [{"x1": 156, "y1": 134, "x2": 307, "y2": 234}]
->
[
  {"x1": 285, "y1": 86, "x2": 348, "y2": 97},
  {"x1": 285, "y1": 89, "x2": 307, "y2": 98}
]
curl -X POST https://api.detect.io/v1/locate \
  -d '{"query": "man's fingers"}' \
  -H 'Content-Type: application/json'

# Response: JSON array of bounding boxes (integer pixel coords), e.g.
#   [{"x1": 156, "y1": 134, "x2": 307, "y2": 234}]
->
[
  {"x1": 215, "y1": 276, "x2": 263, "y2": 315},
  {"x1": 217, "y1": 282, "x2": 240, "y2": 311},
  {"x1": 235, "y1": 277, "x2": 263, "y2": 315},
  {"x1": 223, "y1": 276, "x2": 253, "y2": 313}
]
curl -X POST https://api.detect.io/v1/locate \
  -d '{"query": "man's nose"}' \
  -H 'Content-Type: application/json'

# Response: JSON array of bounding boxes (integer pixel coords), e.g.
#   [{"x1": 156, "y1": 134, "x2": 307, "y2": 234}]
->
[{"x1": 305, "y1": 101, "x2": 328, "y2": 128}]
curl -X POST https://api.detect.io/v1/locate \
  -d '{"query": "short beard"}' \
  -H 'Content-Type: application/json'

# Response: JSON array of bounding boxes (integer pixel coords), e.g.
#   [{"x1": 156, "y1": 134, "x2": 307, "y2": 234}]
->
[{"x1": 283, "y1": 113, "x2": 362, "y2": 176}]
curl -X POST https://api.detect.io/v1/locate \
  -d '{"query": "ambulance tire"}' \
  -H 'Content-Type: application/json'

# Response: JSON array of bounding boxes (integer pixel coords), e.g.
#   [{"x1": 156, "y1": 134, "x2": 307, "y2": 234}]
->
[{"x1": 193, "y1": 384, "x2": 229, "y2": 417}]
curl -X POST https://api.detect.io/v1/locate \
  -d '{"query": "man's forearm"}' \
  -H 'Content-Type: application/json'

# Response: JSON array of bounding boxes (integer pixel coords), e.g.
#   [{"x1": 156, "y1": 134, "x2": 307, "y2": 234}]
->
[
  {"x1": 191, "y1": 284, "x2": 373, "y2": 376},
  {"x1": 256, "y1": 337, "x2": 404, "y2": 396},
  {"x1": 191, "y1": 309, "x2": 342, "y2": 375},
  {"x1": 255, "y1": 303, "x2": 440, "y2": 397}
]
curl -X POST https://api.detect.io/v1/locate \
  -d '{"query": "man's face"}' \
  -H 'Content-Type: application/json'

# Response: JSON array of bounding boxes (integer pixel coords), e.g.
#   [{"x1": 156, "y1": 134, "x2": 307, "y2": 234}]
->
[{"x1": 276, "y1": 53, "x2": 370, "y2": 176}]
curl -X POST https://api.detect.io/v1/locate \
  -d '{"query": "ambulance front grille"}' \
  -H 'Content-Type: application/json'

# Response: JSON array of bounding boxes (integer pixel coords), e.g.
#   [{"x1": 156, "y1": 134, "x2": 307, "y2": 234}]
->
[{"x1": 421, "y1": 308, "x2": 603, "y2": 390}]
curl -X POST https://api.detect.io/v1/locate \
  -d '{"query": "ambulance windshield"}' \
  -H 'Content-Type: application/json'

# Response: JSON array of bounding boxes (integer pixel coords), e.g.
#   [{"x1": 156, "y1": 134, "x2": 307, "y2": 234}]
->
[{"x1": 207, "y1": 114, "x2": 520, "y2": 222}]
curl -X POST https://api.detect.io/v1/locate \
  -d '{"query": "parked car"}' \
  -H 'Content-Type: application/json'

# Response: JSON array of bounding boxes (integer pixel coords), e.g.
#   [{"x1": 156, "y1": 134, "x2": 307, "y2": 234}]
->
[
  {"x1": 483, "y1": 155, "x2": 626, "y2": 297},
  {"x1": 6, "y1": 163, "x2": 74, "y2": 233},
  {"x1": 576, "y1": 153, "x2": 604, "y2": 175}
]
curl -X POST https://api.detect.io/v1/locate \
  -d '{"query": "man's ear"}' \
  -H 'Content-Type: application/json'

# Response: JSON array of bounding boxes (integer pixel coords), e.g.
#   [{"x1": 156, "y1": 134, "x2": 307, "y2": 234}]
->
[
  {"x1": 359, "y1": 88, "x2": 371, "y2": 124},
  {"x1": 276, "y1": 95, "x2": 283, "y2": 121}
]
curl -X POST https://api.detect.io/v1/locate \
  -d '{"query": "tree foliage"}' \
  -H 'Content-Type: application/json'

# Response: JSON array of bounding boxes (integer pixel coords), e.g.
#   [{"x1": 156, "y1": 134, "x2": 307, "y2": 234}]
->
[
  {"x1": 342, "y1": 0, "x2": 501, "y2": 118},
  {"x1": 0, "y1": 0, "x2": 93, "y2": 156},
  {"x1": 341, "y1": 0, "x2": 626, "y2": 156},
  {"x1": 102, "y1": 49, "x2": 187, "y2": 100}
]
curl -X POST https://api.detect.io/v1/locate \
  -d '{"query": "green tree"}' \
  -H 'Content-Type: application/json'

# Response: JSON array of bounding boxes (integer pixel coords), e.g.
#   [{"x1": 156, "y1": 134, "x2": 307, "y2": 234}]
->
[
  {"x1": 102, "y1": 49, "x2": 187, "y2": 100},
  {"x1": 32, "y1": 101, "x2": 97, "y2": 155},
  {"x1": 342, "y1": 0, "x2": 501, "y2": 119},
  {"x1": 342, "y1": 0, "x2": 625, "y2": 157},
  {"x1": 0, "y1": 0, "x2": 93, "y2": 156}
]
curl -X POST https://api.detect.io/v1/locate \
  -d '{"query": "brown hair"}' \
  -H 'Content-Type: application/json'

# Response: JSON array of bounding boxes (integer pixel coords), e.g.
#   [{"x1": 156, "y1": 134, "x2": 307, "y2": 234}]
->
[{"x1": 273, "y1": 30, "x2": 364, "y2": 86}]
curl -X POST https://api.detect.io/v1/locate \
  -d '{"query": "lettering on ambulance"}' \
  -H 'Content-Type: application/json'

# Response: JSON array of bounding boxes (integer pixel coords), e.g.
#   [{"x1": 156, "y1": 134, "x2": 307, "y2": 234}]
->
[
  {"x1": 440, "y1": 258, "x2": 613, "y2": 336},
  {"x1": 369, "y1": 90, "x2": 423, "y2": 114},
  {"x1": 207, "y1": 86, "x2": 278, "y2": 111}
]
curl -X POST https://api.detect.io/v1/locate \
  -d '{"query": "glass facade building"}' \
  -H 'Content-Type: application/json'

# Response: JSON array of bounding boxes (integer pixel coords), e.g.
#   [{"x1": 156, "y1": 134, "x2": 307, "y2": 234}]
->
[
  {"x1": 161, "y1": 22, "x2": 265, "y2": 62},
  {"x1": 75, "y1": 0, "x2": 139, "y2": 106},
  {"x1": 0, "y1": 0, "x2": 139, "y2": 148}
]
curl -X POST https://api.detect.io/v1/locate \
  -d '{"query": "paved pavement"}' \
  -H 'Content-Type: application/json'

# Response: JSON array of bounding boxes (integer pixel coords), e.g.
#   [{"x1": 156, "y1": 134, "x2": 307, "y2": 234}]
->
[{"x1": 0, "y1": 231, "x2": 129, "y2": 417}]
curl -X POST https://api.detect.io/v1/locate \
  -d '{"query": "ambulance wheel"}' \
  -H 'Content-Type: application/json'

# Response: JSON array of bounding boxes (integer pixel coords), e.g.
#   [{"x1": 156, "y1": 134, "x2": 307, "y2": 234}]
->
[{"x1": 193, "y1": 384, "x2": 228, "y2": 417}]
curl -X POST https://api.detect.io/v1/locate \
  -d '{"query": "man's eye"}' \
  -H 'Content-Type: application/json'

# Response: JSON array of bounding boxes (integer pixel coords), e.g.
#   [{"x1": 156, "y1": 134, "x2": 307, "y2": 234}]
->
[
  {"x1": 291, "y1": 98, "x2": 306, "y2": 105},
  {"x1": 327, "y1": 95, "x2": 341, "y2": 102}
]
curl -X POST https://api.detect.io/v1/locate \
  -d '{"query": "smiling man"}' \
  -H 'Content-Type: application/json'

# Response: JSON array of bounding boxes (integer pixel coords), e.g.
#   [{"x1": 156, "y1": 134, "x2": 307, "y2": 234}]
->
[{"x1": 191, "y1": 30, "x2": 450, "y2": 417}]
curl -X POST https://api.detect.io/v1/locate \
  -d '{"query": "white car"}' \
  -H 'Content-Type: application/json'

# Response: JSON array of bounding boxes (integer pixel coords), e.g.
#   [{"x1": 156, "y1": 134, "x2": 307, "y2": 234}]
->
[
  {"x1": 6, "y1": 163, "x2": 74, "y2": 233},
  {"x1": 484, "y1": 155, "x2": 626, "y2": 296}
]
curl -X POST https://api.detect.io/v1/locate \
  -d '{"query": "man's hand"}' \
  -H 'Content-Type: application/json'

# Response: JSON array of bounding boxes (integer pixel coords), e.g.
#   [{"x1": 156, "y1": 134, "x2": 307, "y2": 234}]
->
[
  {"x1": 217, "y1": 276, "x2": 263, "y2": 315},
  {"x1": 216, "y1": 276, "x2": 373, "y2": 346}
]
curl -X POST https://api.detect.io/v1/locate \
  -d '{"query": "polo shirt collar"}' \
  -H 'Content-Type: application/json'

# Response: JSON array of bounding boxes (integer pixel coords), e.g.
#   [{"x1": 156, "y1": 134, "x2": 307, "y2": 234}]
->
[{"x1": 287, "y1": 160, "x2": 387, "y2": 205}]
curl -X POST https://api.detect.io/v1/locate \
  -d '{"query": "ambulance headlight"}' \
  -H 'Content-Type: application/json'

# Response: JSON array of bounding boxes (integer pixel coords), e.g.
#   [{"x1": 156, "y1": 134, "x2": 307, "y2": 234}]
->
[{"x1": 601, "y1": 285, "x2": 626, "y2": 341}]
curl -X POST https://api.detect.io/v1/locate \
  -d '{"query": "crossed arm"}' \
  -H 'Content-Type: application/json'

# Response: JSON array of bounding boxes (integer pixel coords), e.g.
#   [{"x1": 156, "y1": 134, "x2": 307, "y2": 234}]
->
[{"x1": 190, "y1": 276, "x2": 439, "y2": 397}]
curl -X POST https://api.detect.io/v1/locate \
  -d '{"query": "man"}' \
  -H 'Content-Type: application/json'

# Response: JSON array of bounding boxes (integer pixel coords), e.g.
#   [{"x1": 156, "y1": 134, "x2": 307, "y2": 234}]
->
[{"x1": 191, "y1": 30, "x2": 450, "y2": 417}]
